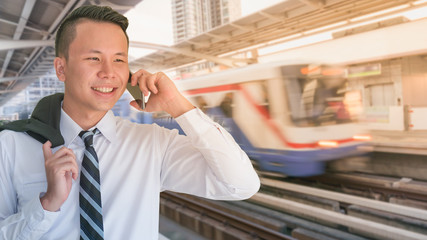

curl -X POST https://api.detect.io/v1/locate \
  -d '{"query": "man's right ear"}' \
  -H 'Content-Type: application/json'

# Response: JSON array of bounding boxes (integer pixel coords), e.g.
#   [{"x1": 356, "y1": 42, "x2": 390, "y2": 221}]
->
[{"x1": 54, "y1": 57, "x2": 66, "y2": 82}]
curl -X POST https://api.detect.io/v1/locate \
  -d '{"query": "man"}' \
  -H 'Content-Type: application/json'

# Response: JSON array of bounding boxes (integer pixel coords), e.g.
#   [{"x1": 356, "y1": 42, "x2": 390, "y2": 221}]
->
[{"x1": 0, "y1": 5, "x2": 260, "y2": 240}]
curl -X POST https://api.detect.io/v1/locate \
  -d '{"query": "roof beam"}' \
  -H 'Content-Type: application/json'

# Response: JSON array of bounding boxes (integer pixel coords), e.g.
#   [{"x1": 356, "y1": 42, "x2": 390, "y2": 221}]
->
[
  {"x1": 18, "y1": 0, "x2": 84, "y2": 76},
  {"x1": 258, "y1": 11, "x2": 285, "y2": 22},
  {"x1": 0, "y1": 39, "x2": 54, "y2": 51},
  {"x1": 40, "y1": 0, "x2": 65, "y2": 10},
  {"x1": 0, "y1": 75, "x2": 48, "y2": 83},
  {"x1": 0, "y1": 17, "x2": 50, "y2": 36},
  {"x1": 89, "y1": 0, "x2": 134, "y2": 11},
  {"x1": 185, "y1": 40, "x2": 211, "y2": 48},
  {"x1": 129, "y1": 41, "x2": 252, "y2": 68},
  {"x1": 230, "y1": 23, "x2": 257, "y2": 32},
  {"x1": 0, "y1": 89, "x2": 26, "y2": 94},
  {"x1": 0, "y1": 0, "x2": 37, "y2": 78},
  {"x1": 204, "y1": 32, "x2": 229, "y2": 41},
  {"x1": 297, "y1": 0, "x2": 325, "y2": 8},
  {"x1": 0, "y1": 59, "x2": 25, "y2": 67}
]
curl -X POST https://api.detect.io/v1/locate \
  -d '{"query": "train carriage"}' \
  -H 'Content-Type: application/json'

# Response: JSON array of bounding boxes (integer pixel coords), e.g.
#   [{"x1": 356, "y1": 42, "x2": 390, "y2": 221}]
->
[{"x1": 132, "y1": 61, "x2": 371, "y2": 176}]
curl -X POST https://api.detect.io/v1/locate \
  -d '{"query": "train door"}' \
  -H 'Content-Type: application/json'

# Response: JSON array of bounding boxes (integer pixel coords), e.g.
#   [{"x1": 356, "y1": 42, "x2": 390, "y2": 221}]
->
[
  {"x1": 233, "y1": 80, "x2": 288, "y2": 149},
  {"x1": 367, "y1": 83, "x2": 395, "y2": 106}
]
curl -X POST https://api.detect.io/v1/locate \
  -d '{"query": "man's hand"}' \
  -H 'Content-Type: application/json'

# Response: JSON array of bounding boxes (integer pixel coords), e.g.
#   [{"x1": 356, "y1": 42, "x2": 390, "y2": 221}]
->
[
  {"x1": 40, "y1": 141, "x2": 78, "y2": 212},
  {"x1": 129, "y1": 69, "x2": 194, "y2": 118}
]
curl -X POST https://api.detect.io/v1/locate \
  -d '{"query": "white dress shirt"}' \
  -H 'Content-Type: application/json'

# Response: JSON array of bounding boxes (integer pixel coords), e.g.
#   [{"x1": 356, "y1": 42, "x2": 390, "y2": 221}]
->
[{"x1": 0, "y1": 107, "x2": 260, "y2": 240}]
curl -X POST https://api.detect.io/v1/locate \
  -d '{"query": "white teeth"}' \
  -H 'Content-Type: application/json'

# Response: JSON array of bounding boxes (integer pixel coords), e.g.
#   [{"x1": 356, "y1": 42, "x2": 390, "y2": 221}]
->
[{"x1": 93, "y1": 87, "x2": 113, "y2": 93}]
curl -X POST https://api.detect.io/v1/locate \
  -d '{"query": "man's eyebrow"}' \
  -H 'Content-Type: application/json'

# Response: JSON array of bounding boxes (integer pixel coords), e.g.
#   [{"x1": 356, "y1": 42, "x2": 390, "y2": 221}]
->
[
  {"x1": 88, "y1": 49, "x2": 102, "y2": 54},
  {"x1": 87, "y1": 49, "x2": 127, "y2": 56}
]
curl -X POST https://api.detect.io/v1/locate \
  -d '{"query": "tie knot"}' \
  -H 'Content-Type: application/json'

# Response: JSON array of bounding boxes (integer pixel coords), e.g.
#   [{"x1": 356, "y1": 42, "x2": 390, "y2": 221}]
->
[{"x1": 79, "y1": 129, "x2": 97, "y2": 148}]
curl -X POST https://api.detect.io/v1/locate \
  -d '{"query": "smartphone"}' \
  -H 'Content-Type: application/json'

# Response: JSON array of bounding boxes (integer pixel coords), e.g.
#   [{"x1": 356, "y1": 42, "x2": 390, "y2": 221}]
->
[{"x1": 126, "y1": 72, "x2": 145, "y2": 109}]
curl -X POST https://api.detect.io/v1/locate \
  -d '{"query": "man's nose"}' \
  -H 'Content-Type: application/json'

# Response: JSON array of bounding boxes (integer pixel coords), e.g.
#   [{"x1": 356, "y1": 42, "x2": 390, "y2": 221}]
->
[{"x1": 98, "y1": 61, "x2": 114, "y2": 78}]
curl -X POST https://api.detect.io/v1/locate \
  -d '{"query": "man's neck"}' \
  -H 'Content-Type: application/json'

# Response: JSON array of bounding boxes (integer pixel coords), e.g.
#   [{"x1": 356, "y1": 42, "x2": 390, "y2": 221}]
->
[{"x1": 62, "y1": 100, "x2": 106, "y2": 131}]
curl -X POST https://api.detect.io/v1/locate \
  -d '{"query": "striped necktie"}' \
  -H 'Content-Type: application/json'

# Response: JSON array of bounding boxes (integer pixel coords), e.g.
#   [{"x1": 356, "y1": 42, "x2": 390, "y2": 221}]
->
[{"x1": 79, "y1": 129, "x2": 104, "y2": 240}]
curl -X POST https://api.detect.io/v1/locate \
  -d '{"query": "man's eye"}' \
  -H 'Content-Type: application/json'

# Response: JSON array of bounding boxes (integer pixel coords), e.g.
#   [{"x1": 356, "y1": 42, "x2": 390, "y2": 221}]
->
[
  {"x1": 87, "y1": 57, "x2": 99, "y2": 61},
  {"x1": 115, "y1": 59, "x2": 125, "y2": 62}
]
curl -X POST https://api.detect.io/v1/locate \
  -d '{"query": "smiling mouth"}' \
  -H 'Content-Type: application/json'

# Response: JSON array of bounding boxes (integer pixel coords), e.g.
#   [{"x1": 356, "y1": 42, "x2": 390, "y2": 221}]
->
[{"x1": 92, "y1": 87, "x2": 114, "y2": 93}]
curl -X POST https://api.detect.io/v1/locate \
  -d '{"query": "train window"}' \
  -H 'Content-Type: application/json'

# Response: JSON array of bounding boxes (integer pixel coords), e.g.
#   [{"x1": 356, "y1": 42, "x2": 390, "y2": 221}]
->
[
  {"x1": 193, "y1": 96, "x2": 208, "y2": 113},
  {"x1": 366, "y1": 83, "x2": 394, "y2": 106},
  {"x1": 284, "y1": 65, "x2": 361, "y2": 127},
  {"x1": 188, "y1": 93, "x2": 235, "y2": 118},
  {"x1": 219, "y1": 93, "x2": 234, "y2": 118}
]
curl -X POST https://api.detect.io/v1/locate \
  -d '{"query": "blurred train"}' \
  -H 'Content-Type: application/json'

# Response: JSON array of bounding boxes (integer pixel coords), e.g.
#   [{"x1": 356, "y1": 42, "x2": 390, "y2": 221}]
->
[{"x1": 121, "y1": 61, "x2": 371, "y2": 177}]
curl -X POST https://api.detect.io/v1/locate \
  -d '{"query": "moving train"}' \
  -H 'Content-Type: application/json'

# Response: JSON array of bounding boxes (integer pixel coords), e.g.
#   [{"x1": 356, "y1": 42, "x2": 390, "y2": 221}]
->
[{"x1": 121, "y1": 61, "x2": 371, "y2": 177}]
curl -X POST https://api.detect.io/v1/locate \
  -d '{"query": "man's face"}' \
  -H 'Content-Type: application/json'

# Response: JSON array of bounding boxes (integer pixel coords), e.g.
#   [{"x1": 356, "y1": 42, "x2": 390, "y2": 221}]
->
[{"x1": 58, "y1": 20, "x2": 129, "y2": 118}]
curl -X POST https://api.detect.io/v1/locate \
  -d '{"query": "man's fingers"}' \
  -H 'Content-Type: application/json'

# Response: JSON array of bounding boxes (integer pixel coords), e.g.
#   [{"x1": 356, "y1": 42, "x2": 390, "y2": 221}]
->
[
  {"x1": 42, "y1": 141, "x2": 53, "y2": 160},
  {"x1": 147, "y1": 74, "x2": 158, "y2": 94},
  {"x1": 71, "y1": 158, "x2": 79, "y2": 180},
  {"x1": 57, "y1": 147, "x2": 76, "y2": 159},
  {"x1": 72, "y1": 171, "x2": 79, "y2": 180},
  {"x1": 130, "y1": 70, "x2": 141, "y2": 86},
  {"x1": 44, "y1": 145, "x2": 78, "y2": 179},
  {"x1": 43, "y1": 144, "x2": 76, "y2": 162},
  {"x1": 63, "y1": 161, "x2": 79, "y2": 181},
  {"x1": 44, "y1": 147, "x2": 75, "y2": 166},
  {"x1": 132, "y1": 69, "x2": 147, "y2": 86},
  {"x1": 133, "y1": 69, "x2": 158, "y2": 96},
  {"x1": 48, "y1": 155, "x2": 79, "y2": 179}
]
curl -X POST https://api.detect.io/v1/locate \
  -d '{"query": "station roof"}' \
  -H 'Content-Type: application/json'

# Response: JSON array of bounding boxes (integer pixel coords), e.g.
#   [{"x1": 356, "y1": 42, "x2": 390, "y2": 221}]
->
[
  {"x1": 130, "y1": 0, "x2": 427, "y2": 71},
  {"x1": 1, "y1": 0, "x2": 426, "y2": 107}
]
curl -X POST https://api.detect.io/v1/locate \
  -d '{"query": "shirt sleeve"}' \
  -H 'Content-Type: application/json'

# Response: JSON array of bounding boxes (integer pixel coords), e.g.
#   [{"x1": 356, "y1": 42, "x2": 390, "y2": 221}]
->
[
  {"x1": 0, "y1": 132, "x2": 60, "y2": 240},
  {"x1": 159, "y1": 108, "x2": 260, "y2": 200}
]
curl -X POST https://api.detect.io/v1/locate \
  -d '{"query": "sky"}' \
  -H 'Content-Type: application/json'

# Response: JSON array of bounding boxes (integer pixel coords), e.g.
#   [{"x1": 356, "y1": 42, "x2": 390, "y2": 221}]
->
[{"x1": 125, "y1": 0, "x2": 285, "y2": 59}]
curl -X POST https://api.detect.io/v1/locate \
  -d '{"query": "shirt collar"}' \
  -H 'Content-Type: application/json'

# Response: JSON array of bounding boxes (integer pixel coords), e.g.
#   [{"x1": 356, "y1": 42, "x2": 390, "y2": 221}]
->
[
  {"x1": 60, "y1": 106, "x2": 117, "y2": 147},
  {"x1": 94, "y1": 110, "x2": 117, "y2": 144}
]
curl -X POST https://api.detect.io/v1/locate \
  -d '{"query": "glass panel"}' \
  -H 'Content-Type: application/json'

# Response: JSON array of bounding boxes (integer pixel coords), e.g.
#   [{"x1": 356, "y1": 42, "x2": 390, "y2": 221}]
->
[{"x1": 283, "y1": 65, "x2": 361, "y2": 127}]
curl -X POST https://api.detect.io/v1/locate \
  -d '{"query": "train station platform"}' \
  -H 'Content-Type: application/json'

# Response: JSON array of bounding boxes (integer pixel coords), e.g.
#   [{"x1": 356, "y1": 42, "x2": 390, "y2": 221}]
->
[
  {"x1": 370, "y1": 130, "x2": 427, "y2": 155},
  {"x1": 336, "y1": 129, "x2": 427, "y2": 181}
]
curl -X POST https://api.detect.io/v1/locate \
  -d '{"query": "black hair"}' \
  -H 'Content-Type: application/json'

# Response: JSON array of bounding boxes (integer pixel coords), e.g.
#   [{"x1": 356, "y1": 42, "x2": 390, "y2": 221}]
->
[{"x1": 55, "y1": 5, "x2": 129, "y2": 59}]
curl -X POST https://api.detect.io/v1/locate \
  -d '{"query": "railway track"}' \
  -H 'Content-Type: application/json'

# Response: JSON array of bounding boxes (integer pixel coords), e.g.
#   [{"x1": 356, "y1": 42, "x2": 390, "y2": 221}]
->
[
  {"x1": 259, "y1": 176, "x2": 427, "y2": 239},
  {"x1": 160, "y1": 190, "x2": 373, "y2": 239},
  {"x1": 160, "y1": 191, "x2": 296, "y2": 240},
  {"x1": 305, "y1": 173, "x2": 427, "y2": 205},
  {"x1": 160, "y1": 171, "x2": 427, "y2": 240}
]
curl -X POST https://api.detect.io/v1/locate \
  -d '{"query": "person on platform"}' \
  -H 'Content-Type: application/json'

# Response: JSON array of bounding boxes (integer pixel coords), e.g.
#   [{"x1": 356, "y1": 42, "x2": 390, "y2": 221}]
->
[{"x1": 0, "y1": 5, "x2": 260, "y2": 239}]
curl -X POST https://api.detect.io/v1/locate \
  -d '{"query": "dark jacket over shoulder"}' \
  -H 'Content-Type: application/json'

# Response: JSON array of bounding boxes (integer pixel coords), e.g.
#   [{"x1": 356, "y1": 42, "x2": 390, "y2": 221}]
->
[{"x1": 0, "y1": 93, "x2": 64, "y2": 147}]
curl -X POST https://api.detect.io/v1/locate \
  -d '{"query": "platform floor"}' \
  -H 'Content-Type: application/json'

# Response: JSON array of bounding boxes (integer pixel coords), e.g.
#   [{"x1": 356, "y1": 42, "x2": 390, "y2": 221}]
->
[
  {"x1": 370, "y1": 130, "x2": 427, "y2": 149},
  {"x1": 371, "y1": 130, "x2": 427, "y2": 146}
]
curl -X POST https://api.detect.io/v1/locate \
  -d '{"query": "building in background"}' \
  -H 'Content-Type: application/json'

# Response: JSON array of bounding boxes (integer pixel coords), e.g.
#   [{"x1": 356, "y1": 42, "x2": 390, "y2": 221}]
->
[
  {"x1": 172, "y1": 0, "x2": 241, "y2": 43},
  {"x1": 0, "y1": 73, "x2": 64, "y2": 121},
  {"x1": 171, "y1": 0, "x2": 241, "y2": 77}
]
